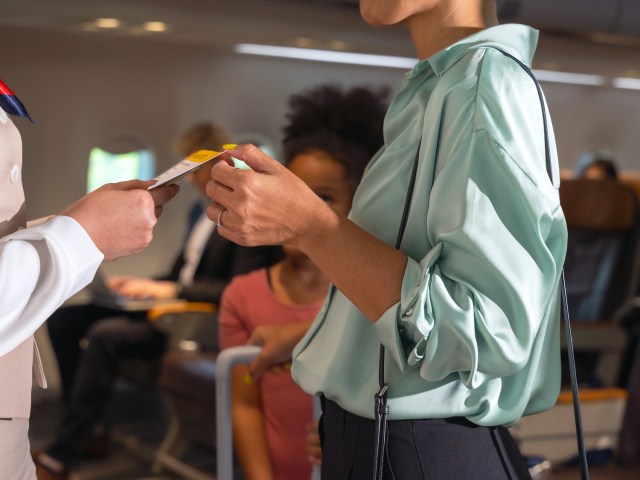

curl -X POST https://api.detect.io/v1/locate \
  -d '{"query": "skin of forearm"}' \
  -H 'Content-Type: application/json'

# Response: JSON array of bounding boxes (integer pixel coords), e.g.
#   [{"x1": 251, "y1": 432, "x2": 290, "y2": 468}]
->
[
  {"x1": 231, "y1": 368, "x2": 274, "y2": 480},
  {"x1": 233, "y1": 409, "x2": 274, "y2": 480},
  {"x1": 296, "y1": 203, "x2": 407, "y2": 322}
]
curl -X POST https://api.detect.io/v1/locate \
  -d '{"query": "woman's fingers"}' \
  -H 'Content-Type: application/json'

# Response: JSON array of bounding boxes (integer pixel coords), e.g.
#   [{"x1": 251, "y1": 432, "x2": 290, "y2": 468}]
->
[
  {"x1": 204, "y1": 143, "x2": 325, "y2": 247},
  {"x1": 225, "y1": 143, "x2": 284, "y2": 174},
  {"x1": 206, "y1": 202, "x2": 228, "y2": 227}
]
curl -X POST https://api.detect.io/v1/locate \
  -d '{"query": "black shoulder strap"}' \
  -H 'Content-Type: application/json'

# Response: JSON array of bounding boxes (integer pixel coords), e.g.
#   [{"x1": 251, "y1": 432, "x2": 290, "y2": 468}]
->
[
  {"x1": 374, "y1": 48, "x2": 589, "y2": 480},
  {"x1": 494, "y1": 47, "x2": 589, "y2": 480},
  {"x1": 373, "y1": 145, "x2": 420, "y2": 480}
]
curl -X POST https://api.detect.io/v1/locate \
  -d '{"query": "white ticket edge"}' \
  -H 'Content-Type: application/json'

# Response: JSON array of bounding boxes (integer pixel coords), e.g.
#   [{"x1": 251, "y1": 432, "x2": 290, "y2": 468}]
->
[{"x1": 148, "y1": 149, "x2": 226, "y2": 190}]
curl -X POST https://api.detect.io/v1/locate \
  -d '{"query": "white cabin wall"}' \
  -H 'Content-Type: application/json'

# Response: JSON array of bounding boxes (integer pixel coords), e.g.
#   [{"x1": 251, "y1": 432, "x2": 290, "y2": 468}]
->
[
  {"x1": 535, "y1": 34, "x2": 640, "y2": 173},
  {"x1": 541, "y1": 83, "x2": 640, "y2": 172},
  {"x1": 2, "y1": 25, "x2": 640, "y2": 280},
  {"x1": 1, "y1": 27, "x2": 404, "y2": 279},
  {"x1": 2, "y1": 28, "x2": 212, "y2": 278}
]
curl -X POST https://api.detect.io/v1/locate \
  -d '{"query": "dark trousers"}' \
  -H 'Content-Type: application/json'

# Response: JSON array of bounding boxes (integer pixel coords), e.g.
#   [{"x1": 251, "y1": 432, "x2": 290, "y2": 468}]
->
[
  {"x1": 46, "y1": 305, "x2": 165, "y2": 463},
  {"x1": 47, "y1": 305, "x2": 146, "y2": 402},
  {"x1": 320, "y1": 399, "x2": 531, "y2": 480}
]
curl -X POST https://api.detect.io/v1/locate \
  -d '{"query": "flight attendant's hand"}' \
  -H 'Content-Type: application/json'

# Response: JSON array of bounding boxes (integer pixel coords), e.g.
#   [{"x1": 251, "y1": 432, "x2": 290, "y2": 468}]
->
[{"x1": 61, "y1": 180, "x2": 179, "y2": 261}]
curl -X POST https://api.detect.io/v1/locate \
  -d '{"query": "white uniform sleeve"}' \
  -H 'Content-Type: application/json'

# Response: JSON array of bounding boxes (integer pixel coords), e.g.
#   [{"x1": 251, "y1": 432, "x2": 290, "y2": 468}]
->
[{"x1": 0, "y1": 215, "x2": 103, "y2": 356}]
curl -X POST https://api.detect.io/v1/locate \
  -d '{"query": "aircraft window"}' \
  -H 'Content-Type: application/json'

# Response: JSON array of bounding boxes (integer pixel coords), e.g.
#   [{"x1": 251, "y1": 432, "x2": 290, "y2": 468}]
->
[
  {"x1": 234, "y1": 131, "x2": 280, "y2": 160},
  {"x1": 86, "y1": 138, "x2": 155, "y2": 193}
]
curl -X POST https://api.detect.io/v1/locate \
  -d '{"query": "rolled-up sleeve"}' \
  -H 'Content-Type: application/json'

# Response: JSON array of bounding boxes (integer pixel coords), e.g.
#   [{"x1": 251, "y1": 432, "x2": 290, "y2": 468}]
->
[
  {"x1": 374, "y1": 129, "x2": 562, "y2": 389},
  {"x1": 0, "y1": 215, "x2": 103, "y2": 356}
]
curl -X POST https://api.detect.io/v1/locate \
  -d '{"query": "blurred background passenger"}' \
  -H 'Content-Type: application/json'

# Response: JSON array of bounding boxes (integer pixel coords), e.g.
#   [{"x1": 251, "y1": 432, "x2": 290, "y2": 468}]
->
[
  {"x1": 218, "y1": 84, "x2": 388, "y2": 480},
  {"x1": 576, "y1": 149, "x2": 619, "y2": 180},
  {"x1": 581, "y1": 159, "x2": 619, "y2": 180},
  {"x1": 33, "y1": 122, "x2": 282, "y2": 480}
]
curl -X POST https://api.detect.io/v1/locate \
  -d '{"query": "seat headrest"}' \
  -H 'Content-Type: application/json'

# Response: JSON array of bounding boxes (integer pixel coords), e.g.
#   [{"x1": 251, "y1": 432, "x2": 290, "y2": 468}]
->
[{"x1": 560, "y1": 179, "x2": 639, "y2": 231}]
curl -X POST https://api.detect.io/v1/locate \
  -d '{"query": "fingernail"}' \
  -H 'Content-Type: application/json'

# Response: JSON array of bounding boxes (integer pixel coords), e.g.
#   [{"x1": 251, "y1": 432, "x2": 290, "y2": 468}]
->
[{"x1": 223, "y1": 143, "x2": 237, "y2": 150}]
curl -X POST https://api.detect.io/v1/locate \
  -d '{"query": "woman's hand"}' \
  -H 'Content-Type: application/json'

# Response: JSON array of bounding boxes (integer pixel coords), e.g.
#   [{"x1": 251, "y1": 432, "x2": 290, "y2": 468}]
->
[
  {"x1": 208, "y1": 145, "x2": 405, "y2": 323},
  {"x1": 205, "y1": 145, "x2": 332, "y2": 249},
  {"x1": 62, "y1": 180, "x2": 179, "y2": 261}
]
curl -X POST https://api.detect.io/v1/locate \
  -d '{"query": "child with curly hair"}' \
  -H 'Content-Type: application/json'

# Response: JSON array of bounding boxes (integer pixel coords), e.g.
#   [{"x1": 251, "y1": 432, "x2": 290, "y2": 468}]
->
[{"x1": 218, "y1": 84, "x2": 388, "y2": 480}]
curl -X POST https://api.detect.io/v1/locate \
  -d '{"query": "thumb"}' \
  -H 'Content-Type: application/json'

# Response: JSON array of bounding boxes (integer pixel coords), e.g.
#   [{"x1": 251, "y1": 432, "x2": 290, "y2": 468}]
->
[
  {"x1": 227, "y1": 144, "x2": 285, "y2": 174},
  {"x1": 248, "y1": 353, "x2": 269, "y2": 380},
  {"x1": 100, "y1": 179, "x2": 156, "y2": 191},
  {"x1": 246, "y1": 329, "x2": 263, "y2": 347}
]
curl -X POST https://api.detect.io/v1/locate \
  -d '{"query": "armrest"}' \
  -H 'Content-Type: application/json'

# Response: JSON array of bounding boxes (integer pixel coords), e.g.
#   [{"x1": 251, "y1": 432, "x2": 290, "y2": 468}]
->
[
  {"x1": 562, "y1": 321, "x2": 627, "y2": 350},
  {"x1": 147, "y1": 302, "x2": 217, "y2": 322},
  {"x1": 562, "y1": 321, "x2": 628, "y2": 387},
  {"x1": 216, "y1": 346, "x2": 262, "y2": 480},
  {"x1": 148, "y1": 302, "x2": 219, "y2": 352},
  {"x1": 557, "y1": 387, "x2": 627, "y2": 404}
]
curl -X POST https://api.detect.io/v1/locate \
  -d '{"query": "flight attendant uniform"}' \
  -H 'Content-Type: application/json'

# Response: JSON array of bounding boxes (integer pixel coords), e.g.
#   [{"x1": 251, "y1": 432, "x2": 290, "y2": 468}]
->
[{"x1": 0, "y1": 85, "x2": 103, "y2": 479}]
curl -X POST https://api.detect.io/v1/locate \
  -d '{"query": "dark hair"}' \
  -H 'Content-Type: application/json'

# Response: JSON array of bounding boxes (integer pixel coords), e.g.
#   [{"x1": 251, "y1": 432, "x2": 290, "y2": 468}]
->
[
  {"x1": 282, "y1": 84, "x2": 388, "y2": 190},
  {"x1": 582, "y1": 158, "x2": 618, "y2": 180}
]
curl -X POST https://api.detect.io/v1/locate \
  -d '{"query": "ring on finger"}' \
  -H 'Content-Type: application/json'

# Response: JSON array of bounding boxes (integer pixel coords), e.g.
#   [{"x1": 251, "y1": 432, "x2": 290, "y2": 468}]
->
[{"x1": 216, "y1": 209, "x2": 226, "y2": 228}]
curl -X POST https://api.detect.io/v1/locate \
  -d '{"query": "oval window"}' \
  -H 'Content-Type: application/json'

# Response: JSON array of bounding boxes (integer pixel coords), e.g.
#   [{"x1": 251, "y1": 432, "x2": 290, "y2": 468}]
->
[{"x1": 86, "y1": 135, "x2": 155, "y2": 193}]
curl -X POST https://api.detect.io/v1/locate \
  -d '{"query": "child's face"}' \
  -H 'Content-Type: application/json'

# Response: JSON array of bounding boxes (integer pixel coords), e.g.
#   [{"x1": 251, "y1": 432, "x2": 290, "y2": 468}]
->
[
  {"x1": 288, "y1": 150, "x2": 354, "y2": 218},
  {"x1": 283, "y1": 151, "x2": 354, "y2": 259}
]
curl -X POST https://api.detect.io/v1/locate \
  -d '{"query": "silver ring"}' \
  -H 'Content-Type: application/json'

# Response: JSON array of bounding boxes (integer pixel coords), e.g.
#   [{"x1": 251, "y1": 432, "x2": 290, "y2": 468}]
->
[{"x1": 216, "y1": 209, "x2": 226, "y2": 228}]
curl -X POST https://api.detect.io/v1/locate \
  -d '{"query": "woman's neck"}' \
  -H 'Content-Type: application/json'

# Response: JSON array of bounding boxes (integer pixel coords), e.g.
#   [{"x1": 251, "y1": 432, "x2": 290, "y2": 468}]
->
[
  {"x1": 406, "y1": 1, "x2": 498, "y2": 60},
  {"x1": 269, "y1": 258, "x2": 329, "y2": 306}
]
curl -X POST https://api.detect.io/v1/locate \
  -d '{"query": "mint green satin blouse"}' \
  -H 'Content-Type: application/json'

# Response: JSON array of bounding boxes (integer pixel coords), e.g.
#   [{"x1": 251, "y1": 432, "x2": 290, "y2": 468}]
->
[{"x1": 292, "y1": 24, "x2": 568, "y2": 427}]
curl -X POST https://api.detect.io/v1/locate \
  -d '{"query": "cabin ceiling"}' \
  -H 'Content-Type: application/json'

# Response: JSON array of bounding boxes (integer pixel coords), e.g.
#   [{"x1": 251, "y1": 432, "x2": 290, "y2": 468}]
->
[
  {"x1": 0, "y1": 0, "x2": 412, "y2": 56},
  {"x1": 1, "y1": 0, "x2": 639, "y2": 57}
]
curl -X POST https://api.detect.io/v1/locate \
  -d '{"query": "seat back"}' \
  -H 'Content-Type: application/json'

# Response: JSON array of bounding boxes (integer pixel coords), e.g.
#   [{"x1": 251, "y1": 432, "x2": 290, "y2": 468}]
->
[
  {"x1": 560, "y1": 179, "x2": 640, "y2": 321},
  {"x1": 620, "y1": 175, "x2": 640, "y2": 207},
  {"x1": 618, "y1": 345, "x2": 640, "y2": 466}
]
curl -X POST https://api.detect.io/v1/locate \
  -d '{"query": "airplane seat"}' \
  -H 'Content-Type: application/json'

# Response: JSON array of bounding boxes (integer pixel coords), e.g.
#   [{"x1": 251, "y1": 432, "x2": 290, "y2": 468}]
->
[
  {"x1": 144, "y1": 304, "x2": 219, "y2": 480},
  {"x1": 113, "y1": 302, "x2": 217, "y2": 389},
  {"x1": 151, "y1": 349, "x2": 217, "y2": 479},
  {"x1": 511, "y1": 178, "x2": 640, "y2": 465},
  {"x1": 620, "y1": 174, "x2": 640, "y2": 206},
  {"x1": 618, "y1": 342, "x2": 640, "y2": 467},
  {"x1": 614, "y1": 174, "x2": 640, "y2": 466},
  {"x1": 115, "y1": 356, "x2": 161, "y2": 392},
  {"x1": 561, "y1": 179, "x2": 640, "y2": 385}
]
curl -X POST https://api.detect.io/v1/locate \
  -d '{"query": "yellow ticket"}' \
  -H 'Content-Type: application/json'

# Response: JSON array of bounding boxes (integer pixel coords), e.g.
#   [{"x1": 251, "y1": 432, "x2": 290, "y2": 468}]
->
[{"x1": 148, "y1": 149, "x2": 224, "y2": 190}]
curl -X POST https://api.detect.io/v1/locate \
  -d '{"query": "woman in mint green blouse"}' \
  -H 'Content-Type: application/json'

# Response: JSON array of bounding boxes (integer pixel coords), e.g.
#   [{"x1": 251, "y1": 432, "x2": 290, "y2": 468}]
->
[{"x1": 206, "y1": 0, "x2": 566, "y2": 478}]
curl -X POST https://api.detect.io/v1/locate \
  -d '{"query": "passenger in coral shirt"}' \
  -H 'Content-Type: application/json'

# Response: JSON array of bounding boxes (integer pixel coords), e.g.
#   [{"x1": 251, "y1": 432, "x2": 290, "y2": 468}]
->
[{"x1": 218, "y1": 84, "x2": 387, "y2": 480}]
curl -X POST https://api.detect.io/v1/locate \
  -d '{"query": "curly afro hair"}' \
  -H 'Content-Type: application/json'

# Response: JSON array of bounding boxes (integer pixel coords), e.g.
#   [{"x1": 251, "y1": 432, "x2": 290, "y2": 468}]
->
[{"x1": 282, "y1": 84, "x2": 389, "y2": 191}]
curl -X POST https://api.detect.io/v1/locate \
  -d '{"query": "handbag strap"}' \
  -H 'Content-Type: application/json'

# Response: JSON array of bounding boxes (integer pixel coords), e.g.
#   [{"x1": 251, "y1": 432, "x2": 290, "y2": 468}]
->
[
  {"x1": 373, "y1": 145, "x2": 420, "y2": 480},
  {"x1": 381, "y1": 146, "x2": 421, "y2": 387},
  {"x1": 374, "y1": 48, "x2": 589, "y2": 480},
  {"x1": 496, "y1": 48, "x2": 589, "y2": 480}
]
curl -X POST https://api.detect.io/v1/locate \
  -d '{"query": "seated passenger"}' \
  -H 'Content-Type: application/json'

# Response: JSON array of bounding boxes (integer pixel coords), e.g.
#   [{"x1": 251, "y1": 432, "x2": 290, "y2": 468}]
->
[
  {"x1": 218, "y1": 84, "x2": 388, "y2": 480},
  {"x1": 577, "y1": 151, "x2": 618, "y2": 180},
  {"x1": 33, "y1": 122, "x2": 282, "y2": 480}
]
